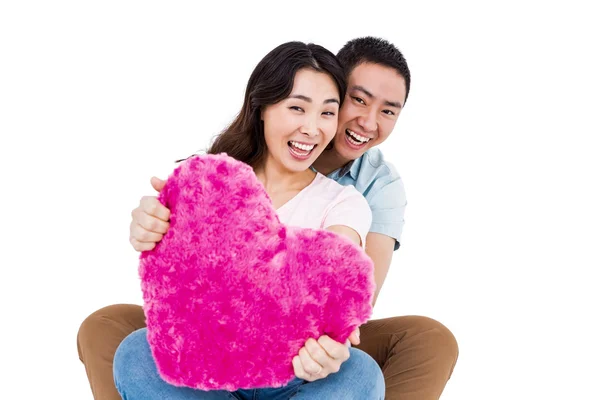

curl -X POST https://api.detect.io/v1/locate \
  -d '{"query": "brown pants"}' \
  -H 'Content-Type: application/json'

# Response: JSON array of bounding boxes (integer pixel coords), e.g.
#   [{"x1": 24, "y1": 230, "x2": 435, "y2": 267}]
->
[{"x1": 77, "y1": 304, "x2": 458, "y2": 400}]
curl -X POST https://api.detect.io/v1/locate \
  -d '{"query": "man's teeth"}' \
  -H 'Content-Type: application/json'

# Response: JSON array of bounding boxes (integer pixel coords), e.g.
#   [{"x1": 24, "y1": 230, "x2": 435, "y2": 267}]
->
[
  {"x1": 347, "y1": 130, "x2": 371, "y2": 143},
  {"x1": 290, "y1": 141, "x2": 315, "y2": 151}
]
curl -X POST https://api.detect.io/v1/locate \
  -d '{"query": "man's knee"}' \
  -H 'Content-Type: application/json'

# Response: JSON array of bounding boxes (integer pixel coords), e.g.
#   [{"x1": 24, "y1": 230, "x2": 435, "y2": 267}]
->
[
  {"x1": 407, "y1": 316, "x2": 459, "y2": 375},
  {"x1": 77, "y1": 304, "x2": 145, "y2": 362},
  {"x1": 412, "y1": 316, "x2": 457, "y2": 349}
]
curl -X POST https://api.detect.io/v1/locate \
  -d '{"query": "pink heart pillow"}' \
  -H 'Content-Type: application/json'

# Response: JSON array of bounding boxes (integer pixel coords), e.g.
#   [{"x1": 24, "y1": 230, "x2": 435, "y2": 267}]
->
[{"x1": 139, "y1": 154, "x2": 375, "y2": 391}]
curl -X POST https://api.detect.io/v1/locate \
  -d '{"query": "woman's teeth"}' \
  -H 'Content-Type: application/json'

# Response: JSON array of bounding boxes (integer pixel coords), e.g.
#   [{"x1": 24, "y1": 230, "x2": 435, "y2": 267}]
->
[
  {"x1": 289, "y1": 141, "x2": 315, "y2": 153},
  {"x1": 346, "y1": 129, "x2": 371, "y2": 144}
]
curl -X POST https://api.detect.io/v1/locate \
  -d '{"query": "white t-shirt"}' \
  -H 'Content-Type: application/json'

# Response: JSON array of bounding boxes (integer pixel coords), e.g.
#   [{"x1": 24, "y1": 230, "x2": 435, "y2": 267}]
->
[{"x1": 276, "y1": 173, "x2": 372, "y2": 248}]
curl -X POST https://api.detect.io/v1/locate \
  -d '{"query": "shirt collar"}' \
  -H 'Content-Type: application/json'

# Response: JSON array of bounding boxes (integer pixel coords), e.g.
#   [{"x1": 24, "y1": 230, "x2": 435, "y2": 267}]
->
[
  {"x1": 311, "y1": 154, "x2": 364, "y2": 180},
  {"x1": 348, "y1": 156, "x2": 363, "y2": 179},
  {"x1": 332, "y1": 155, "x2": 363, "y2": 180}
]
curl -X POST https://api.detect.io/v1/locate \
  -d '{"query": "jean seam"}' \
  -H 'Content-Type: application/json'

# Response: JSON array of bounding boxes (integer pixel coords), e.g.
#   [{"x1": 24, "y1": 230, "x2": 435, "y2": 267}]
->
[{"x1": 288, "y1": 382, "x2": 303, "y2": 399}]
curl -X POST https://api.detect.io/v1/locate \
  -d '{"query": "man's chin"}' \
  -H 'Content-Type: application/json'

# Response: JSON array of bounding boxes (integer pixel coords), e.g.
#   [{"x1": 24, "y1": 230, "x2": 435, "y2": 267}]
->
[{"x1": 335, "y1": 142, "x2": 369, "y2": 162}]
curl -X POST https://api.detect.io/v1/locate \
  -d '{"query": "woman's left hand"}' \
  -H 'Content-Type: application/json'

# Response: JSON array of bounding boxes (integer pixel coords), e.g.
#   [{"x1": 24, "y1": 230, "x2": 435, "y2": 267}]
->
[{"x1": 292, "y1": 328, "x2": 360, "y2": 381}]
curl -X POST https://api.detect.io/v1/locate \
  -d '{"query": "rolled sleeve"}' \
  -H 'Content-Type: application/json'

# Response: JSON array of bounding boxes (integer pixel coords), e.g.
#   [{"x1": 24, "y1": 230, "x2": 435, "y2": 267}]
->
[{"x1": 368, "y1": 178, "x2": 407, "y2": 251}]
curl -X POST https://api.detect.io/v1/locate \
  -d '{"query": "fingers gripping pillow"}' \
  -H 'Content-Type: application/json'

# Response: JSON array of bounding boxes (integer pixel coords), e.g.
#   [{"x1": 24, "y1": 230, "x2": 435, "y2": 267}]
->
[{"x1": 139, "y1": 153, "x2": 375, "y2": 391}]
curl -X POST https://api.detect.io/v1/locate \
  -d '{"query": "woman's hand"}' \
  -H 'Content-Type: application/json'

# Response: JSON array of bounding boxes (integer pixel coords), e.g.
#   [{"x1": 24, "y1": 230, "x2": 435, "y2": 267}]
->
[
  {"x1": 292, "y1": 328, "x2": 360, "y2": 381},
  {"x1": 129, "y1": 177, "x2": 170, "y2": 251}
]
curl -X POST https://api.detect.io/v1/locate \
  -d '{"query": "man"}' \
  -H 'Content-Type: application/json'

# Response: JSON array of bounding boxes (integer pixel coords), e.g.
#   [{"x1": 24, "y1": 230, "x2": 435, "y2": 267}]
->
[{"x1": 78, "y1": 37, "x2": 458, "y2": 399}]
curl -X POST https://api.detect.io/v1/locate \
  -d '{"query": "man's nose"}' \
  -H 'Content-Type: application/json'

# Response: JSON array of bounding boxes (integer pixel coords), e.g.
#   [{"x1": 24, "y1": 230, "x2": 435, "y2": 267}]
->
[{"x1": 357, "y1": 108, "x2": 377, "y2": 133}]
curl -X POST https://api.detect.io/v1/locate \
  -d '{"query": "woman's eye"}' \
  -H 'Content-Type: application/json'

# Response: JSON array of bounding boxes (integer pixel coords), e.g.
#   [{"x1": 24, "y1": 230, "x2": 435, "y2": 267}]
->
[
  {"x1": 289, "y1": 106, "x2": 304, "y2": 112},
  {"x1": 353, "y1": 96, "x2": 366, "y2": 105},
  {"x1": 322, "y1": 111, "x2": 336, "y2": 116}
]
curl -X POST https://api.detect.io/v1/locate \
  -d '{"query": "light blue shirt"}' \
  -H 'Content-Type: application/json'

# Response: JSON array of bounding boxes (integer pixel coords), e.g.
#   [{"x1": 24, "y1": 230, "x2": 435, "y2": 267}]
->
[{"x1": 316, "y1": 148, "x2": 407, "y2": 251}]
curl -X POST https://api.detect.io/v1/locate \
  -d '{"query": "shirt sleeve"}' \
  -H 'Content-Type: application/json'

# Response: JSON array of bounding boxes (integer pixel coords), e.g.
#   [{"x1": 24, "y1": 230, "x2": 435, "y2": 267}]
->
[
  {"x1": 322, "y1": 187, "x2": 372, "y2": 248},
  {"x1": 368, "y1": 178, "x2": 407, "y2": 251}
]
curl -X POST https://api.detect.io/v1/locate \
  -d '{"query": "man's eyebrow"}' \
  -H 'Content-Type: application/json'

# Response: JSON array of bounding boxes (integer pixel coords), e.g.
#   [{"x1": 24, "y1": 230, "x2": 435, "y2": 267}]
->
[
  {"x1": 350, "y1": 85, "x2": 373, "y2": 98},
  {"x1": 290, "y1": 94, "x2": 339, "y2": 105},
  {"x1": 384, "y1": 100, "x2": 403, "y2": 109},
  {"x1": 350, "y1": 85, "x2": 403, "y2": 109}
]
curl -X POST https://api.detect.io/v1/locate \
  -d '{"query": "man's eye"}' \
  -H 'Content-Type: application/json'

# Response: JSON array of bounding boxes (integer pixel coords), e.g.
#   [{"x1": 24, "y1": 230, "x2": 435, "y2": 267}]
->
[
  {"x1": 383, "y1": 110, "x2": 395, "y2": 116},
  {"x1": 353, "y1": 97, "x2": 366, "y2": 105}
]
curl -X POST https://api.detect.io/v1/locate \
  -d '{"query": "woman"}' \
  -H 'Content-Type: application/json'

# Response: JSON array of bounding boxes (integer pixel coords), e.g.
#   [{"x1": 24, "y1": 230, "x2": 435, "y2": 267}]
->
[{"x1": 113, "y1": 41, "x2": 383, "y2": 399}]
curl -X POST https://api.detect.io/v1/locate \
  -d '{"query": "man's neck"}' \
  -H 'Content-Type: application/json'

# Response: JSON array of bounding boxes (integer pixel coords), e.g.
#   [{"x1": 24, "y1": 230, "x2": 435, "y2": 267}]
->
[{"x1": 312, "y1": 148, "x2": 353, "y2": 176}]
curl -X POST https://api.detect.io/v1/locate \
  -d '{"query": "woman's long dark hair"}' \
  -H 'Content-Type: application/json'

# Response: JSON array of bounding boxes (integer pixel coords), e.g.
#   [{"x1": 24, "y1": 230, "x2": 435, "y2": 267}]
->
[{"x1": 190, "y1": 42, "x2": 345, "y2": 168}]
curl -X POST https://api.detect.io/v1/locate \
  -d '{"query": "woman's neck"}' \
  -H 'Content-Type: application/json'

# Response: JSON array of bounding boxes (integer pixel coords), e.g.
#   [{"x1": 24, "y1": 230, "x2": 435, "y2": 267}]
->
[{"x1": 254, "y1": 156, "x2": 316, "y2": 196}]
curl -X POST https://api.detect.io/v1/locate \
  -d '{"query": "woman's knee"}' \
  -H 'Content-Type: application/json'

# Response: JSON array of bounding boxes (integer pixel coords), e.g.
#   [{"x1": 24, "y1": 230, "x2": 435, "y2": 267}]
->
[
  {"x1": 346, "y1": 347, "x2": 385, "y2": 398},
  {"x1": 113, "y1": 328, "x2": 151, "y2": 387}
]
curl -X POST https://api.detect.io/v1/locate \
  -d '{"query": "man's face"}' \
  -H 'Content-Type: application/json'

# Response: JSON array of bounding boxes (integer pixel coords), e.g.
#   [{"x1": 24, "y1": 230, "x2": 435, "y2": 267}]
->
[{"x1": 333, "y1": 62, "x2": 407, "y2": 161}]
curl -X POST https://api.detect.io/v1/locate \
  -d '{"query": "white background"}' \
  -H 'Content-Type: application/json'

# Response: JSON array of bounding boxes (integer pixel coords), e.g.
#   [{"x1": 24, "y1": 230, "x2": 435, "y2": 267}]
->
[{"x1": 1, "y1": 1, "x2": 599, "y2": 399}]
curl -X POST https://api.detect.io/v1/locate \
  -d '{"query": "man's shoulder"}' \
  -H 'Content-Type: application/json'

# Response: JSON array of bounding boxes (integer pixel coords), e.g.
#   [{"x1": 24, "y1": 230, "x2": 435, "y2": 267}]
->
[{"x1": 357, "y1": 148, "x2": 402, "y2": 184}]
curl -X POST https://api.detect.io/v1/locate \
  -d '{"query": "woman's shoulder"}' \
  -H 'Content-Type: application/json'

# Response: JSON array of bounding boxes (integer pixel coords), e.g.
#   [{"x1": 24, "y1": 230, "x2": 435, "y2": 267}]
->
[
  {"x1": 311, "y1": 172, "x2": 356, "y2": 196},
  {"x1": 313, "y1": 173, "x2": 369, "y2": 210},
  {"x1": 317, "y1": 173, "x2": 372, "y2": 248}
]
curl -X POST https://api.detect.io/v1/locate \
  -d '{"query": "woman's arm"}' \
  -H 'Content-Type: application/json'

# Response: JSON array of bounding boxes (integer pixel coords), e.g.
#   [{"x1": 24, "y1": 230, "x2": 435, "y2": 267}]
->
[
  {"x1": 326, "y1": 225, "x2": 362, "y2": 247},
  {"x1": 322, "y1": 187, "x2": 372, "y2": 248},
  {"x1": 295, "y1": 195, "x2": 370, "y2": 381}
]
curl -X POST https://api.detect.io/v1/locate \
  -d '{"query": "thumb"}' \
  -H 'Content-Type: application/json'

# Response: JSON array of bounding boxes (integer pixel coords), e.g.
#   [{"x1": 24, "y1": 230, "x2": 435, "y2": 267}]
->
[
  {"x1": 150, "y1": 176, "x2": 166, "y2": 193},
  {"x1": 348, "y1": 329, "x2": 360, "y2": 346}
]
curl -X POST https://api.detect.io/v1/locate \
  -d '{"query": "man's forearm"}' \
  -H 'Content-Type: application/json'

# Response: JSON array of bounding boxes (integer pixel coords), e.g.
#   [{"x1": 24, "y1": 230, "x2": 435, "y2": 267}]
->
[{"x1": 365, "y1": 232, "x2": 396, "y2": 306}]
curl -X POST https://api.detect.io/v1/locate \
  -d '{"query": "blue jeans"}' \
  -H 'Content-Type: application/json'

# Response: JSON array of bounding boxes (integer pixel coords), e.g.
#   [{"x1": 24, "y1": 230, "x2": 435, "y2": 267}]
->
[{"x1": 114, "y1": 328, "x2": 384, "y2": 399}]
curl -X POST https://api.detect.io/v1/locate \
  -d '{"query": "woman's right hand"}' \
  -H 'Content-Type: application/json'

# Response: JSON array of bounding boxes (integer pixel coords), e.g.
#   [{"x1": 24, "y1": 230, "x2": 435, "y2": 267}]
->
[
  {"x1": 292, "y1": 328, "x2": 360, "y2": 381},
  {"x1": 129, "y1": 176, "x2": 171, "y2": 252}
]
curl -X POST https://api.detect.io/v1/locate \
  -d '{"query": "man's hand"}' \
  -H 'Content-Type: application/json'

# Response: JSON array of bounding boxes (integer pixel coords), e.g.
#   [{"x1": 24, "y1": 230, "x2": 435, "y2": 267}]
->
[
  {"x1": 292, "y1": 328, "x2": 360, "y2": 381},
  {"x1": 129, "y1": 177, "x2": 170, "y2": 251}
]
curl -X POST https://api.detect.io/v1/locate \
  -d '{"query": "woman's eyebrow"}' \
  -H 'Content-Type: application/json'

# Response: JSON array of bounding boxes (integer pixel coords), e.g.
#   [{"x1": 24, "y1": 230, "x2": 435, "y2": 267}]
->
[
  {"x1": 289, "y1": 94, "x2": 312, "y2": 102},
  {"x1": 289, "y1": 94, "x2": 339, "y2": 105}
]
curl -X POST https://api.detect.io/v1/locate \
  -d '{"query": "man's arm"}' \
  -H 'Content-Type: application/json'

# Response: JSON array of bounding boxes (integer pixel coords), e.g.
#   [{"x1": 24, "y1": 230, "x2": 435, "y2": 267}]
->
[{"x1": 365, "y1": 232, "x2": 396, "y2": 306}]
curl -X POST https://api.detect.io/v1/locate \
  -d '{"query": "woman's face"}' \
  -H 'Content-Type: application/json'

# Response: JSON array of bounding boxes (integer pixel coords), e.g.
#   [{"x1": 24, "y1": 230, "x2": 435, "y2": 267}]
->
[{"x1": 261, "y1": 68, "x2": 340, "y2": 173}]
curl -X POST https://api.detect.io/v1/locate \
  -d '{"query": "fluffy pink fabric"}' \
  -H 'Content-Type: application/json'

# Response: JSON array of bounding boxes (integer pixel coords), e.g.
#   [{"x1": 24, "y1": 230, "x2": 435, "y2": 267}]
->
[{"x1": 139, "y1": 154, "x2": 375, "y2": 391}]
